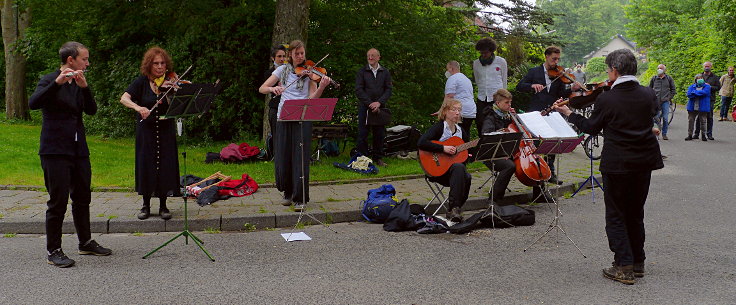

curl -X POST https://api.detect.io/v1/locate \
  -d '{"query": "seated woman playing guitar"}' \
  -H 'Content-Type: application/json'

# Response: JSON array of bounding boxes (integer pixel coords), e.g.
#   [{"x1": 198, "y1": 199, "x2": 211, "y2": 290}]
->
[
  {"x1": 417, "y1": 98, "x2": 472, "y2": 222},
  {"x1": 480, "y1": 89, "x2": 517, "y2": 205}
]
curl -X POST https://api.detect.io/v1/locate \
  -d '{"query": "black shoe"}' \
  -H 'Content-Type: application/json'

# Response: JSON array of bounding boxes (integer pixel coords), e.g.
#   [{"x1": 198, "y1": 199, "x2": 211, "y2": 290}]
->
[
  {"x1": 708, "y1": 136, "x2": 715, "y2": 140},
  {"x1": 47, "y1": 249, "x2": 75, "y2": 268},
  {"x1": 602, "y1": 265, "x2": 635, "y2": 285},
  {"x1": 548, "y1": 175, "x2": 563, "y2": 185},
  {"x1": 633, "y1": 262, "x2": 645, "y2": 278},
  {"x1": 375, "y1": 159, "x2": 388, "y2": 167},
  {"x1": 78, "y1": 240, "x2": 112, "y2": 256},
  {"x1": 701, "y1": 135, "x2": 707, "y2": 141},
  {"x1": 159, "y1": 207, "x2": 172, "y2": 220},
  {"x1": 137, "y1": 206, "x2": 150, "y2": 220},
  {"x1": 685, "y1": 136, "x2": 693, "y2": 141},
  {"x1": 446, "y1": 207, "x2": 463, "y2": 222}
]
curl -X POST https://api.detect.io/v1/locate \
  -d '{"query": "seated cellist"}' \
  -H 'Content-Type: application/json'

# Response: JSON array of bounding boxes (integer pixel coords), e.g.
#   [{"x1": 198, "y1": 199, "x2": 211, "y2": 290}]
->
[
  {"x1": 480, "y1": 89, "x2": 516, "y2": 205},
  {"x1": 417, "y1": 98, "x2": 472, "y2": 222}
]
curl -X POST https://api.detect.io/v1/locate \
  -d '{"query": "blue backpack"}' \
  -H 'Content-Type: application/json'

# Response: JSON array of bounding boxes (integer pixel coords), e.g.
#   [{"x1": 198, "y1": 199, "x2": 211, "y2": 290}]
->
[{"x1": 361, "y1": 184, "x2": 398, "y2": 223}]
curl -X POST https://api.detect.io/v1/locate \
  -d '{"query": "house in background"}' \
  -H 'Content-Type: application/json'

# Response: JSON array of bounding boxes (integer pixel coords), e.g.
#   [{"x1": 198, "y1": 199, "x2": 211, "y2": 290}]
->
[{"x1": 583, "y1": 34, "x2": 646, "y2": 63}]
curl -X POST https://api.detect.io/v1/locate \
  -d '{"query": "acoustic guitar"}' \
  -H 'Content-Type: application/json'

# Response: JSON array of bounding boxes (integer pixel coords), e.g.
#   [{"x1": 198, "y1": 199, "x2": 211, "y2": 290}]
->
[{"x1": 419, "y1": 137, "x2": 479, "y2": 177}]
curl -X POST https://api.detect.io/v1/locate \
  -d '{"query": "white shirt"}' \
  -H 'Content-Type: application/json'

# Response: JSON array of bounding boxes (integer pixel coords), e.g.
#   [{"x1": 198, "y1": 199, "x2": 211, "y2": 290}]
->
[
  {"x1": 370, "y1": 63, "x2": 381, "y2": 78},
  {"x1": 440, "y1": 121, "x2": 463, "y2": 142},
  {"x1": 473, "y1": 55, "x2": 508, "y2": 102},
  {"x1": 445, "y1": 73, "x2": 476, "y2": 118},
  {"x1": 273, "y1": 65, "x2": 310, "y2": 118}
]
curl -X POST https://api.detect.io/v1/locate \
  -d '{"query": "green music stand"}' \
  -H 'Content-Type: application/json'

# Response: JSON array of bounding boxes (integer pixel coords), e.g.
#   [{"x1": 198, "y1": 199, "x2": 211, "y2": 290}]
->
[{"x1": 143, "y1": 81, "x2": 221, "y2": 261}]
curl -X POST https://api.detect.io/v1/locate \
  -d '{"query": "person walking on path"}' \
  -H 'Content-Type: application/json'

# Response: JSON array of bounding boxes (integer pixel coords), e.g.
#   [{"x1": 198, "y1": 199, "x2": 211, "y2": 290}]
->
[
  {"x1": 29, "y1": 41, "x2": 112, "y2": 268},
  {"x1": 718, "y1": 66, "x2": 735, "y2": 121},
  {"x1": 649, "y1": 64, "x2": 676, "y2": 140},
  {"x1": 553, "y1": 49, "x2": 663, "y2": 285}
]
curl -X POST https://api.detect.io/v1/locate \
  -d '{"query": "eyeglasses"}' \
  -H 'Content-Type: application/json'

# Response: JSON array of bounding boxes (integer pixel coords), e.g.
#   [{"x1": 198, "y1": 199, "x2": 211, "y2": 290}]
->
[{"x1": 449, "y1": 107, "x2": 462, "y2": 112}]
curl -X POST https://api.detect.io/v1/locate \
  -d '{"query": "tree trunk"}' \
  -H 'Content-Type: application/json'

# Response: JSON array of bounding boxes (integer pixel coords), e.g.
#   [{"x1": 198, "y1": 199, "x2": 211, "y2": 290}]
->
[
  {"x1": 1, "y1": 0, "x2": 30, "y2": 120},
  {"x1": 263, "y1": 0, "x2": 310, "y2": 141}
]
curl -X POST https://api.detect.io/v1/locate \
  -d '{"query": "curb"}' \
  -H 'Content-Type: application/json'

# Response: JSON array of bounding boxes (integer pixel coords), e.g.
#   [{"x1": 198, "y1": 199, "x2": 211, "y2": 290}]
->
[{"x1": 0, "y1": 177, "x2": 602, "y2": 234}]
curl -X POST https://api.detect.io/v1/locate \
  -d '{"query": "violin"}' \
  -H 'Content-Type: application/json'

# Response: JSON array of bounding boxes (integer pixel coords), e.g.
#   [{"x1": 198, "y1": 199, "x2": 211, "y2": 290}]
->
[
  {"x1": 141, "y1": 65, "x2": 193, "y2": 122},
  {"x1": 547, "y1": 65, "x2": 576, "y2": 84},
  {"x1": 507, "y1": 108, "x2": 552, "y2": 186},
  {"x1": 540, "y1": 80, "x2": 612, "y2": 115},
  {"x1": 294, "y1": 59, "x2": 340, "y2": 88}
]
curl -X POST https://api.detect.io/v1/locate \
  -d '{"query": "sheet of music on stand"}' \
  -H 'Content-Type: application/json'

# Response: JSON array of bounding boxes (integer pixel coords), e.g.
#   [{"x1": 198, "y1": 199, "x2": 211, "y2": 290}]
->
[{"x1": 517, "y1": 112, "x2": 578, "y2": 138}]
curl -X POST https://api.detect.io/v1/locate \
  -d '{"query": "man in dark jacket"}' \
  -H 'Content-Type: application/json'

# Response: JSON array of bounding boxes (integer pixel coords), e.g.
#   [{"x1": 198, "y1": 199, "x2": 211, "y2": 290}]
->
[
  {"x1": 29, "y1": 42, "x2": 111, "y2": 268},
  {"x1": 694, "y1": 61, "x2": 720, "y2": 140},
  {"x1": 554, "y1": 49, "x2": 664, "y2": 285},
  {"x1": 480, "y1": 89, "x2": 516, "y2": 204},
  {"x1": 355, "y1": 48, "x2": 392, "y2": 166},
  {"x1": 516, "y1": 46, "x2": 579, "y2": 186}
]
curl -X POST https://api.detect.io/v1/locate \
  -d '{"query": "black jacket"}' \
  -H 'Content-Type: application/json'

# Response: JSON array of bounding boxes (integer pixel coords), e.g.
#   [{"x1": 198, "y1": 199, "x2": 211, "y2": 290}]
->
[
  {"x1": 481, "y1": 106, "x2": 512, "y2": 134},
  {"x1": 355, "y1": 64, "x2": 392, "y2": 108},
  {"x1": 417, "y1": 121, "x2": 468, "y2": 153},
  {"x1": 517, "y1": 65, "x2": 571, "y2": 112},
  {"x1": 29, "y1": 70, "x2": 97, "y2": 156},
  {"x1": 702, "y1": 72, "x2": 720, "y2": 99},
  {"x1": 567, "y1": 81, "x2": 663, "y2": 173}
]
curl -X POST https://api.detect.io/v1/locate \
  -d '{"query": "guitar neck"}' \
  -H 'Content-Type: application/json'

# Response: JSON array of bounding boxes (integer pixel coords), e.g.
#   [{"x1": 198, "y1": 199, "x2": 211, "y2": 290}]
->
[{"x1": 456, "y1": 138, "x2": 479, "y2": 152}]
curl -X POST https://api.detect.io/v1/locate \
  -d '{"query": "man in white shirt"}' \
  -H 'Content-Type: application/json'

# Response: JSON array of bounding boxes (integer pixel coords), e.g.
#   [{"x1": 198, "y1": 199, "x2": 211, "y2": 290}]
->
[
  {"x1": 445, "y1": 60, "x2": 475, "y2": 135},
  {"x1": 473, "y1": 38, "x2": 508, "y2": 135}
]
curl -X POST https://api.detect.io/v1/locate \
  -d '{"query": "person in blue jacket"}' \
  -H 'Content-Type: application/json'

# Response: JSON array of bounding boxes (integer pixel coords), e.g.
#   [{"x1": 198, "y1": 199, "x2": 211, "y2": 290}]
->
[{"x1": 685, "y1": 74, "x2": 711, "y2": 141}]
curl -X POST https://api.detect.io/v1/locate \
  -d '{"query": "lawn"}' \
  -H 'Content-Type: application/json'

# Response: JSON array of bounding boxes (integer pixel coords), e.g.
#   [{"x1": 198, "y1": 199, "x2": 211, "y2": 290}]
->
[{"x1": 0, "y1": 120, "x2": 485, "y2": 190}]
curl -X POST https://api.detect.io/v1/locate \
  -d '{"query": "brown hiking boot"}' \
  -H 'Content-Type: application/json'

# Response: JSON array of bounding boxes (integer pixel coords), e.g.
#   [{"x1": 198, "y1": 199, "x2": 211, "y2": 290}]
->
[
  {"x1": 602, "y1": 265, "x2": 635, "y2": 285},
  {"x1": 633, "y1": 262, "x2": 645, "y2": 278}
]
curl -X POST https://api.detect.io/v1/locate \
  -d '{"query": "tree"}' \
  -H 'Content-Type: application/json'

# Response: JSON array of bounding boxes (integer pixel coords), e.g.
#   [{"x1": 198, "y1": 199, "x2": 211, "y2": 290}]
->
[
  {"x1": 263, "y1": 0, "x2": 310, "y2": 141},
  {"x1": 1, "y1": 0, "x2": 30, "y2": 120}
]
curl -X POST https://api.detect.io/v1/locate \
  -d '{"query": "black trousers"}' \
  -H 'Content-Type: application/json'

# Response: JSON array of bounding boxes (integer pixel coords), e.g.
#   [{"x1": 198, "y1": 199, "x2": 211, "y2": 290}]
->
[
  {"x1": 602, "y1": 171, "x2": 651, "y2": 266},
  {"x1": 357, "y1": 105, "x2": 385, "y2": 160},
  {"x1": 428, "y1": 163, "x2": 471, "y2": 209},
  {"x1": 40, "y1": 155, "x2": 92, "y2": 252},
  {"x1": 484, "y1": 158, "x2": 516, "y2": 201},
  {"x1": 458, "y1": 117, "x2": 476, "y2": 138},
  {"x1": 475, "y1": 99, "x2": 493, "y2": 136},
  {"x1": 274, "y1": 121, "x2": 311, "y2": 203}
]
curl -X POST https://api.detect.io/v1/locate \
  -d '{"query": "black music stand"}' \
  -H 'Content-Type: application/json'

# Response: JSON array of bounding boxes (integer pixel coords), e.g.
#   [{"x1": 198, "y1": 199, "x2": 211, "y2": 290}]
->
[
  {"x1": 278, "y1": 98, "x2": 339, "y2": 239},
  {"x1": 523, "y1": 135, "x2": 586, "y2": 258},
  {"x1": 143, "y1": 82, "x2": 221, "y2": 261},
  {"x1": 471, "y1": 132, "x2": 522, "y2": 227},
  {"x1": 571, "y1": 137, "x2": 604, "y2": 201}
]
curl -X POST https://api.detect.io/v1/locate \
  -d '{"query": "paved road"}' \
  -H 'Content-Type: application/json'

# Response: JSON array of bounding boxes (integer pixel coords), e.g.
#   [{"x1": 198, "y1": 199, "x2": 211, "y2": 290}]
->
[{"x1": 1, "y1": 109, "x2": 735, "y2": 304}]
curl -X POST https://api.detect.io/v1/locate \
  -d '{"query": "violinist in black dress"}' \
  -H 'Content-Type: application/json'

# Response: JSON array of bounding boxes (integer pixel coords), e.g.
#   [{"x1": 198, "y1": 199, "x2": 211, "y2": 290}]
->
[{"x1": 120, "y1": 47, "x2": 180, "y2": 220}]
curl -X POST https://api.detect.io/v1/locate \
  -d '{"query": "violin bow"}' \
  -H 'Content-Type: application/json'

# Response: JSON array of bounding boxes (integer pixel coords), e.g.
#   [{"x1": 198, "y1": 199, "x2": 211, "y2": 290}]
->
[
  {"x1": 141, "y1": 64, "x2": 193, "y2": 122},
  {"x1": 281, "y1": 54, "x2": 330, "y2": 91}
]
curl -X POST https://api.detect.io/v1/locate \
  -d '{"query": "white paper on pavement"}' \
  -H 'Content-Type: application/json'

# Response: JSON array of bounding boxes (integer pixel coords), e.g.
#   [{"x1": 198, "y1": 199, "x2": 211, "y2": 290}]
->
[{"x1": 281, "y1": 232, "x2": 312, "y2": 242}]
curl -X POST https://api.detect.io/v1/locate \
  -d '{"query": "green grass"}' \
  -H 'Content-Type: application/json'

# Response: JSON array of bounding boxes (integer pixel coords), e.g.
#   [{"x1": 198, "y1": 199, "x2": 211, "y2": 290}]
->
[
  {"x1": 243, "y1": 223, "x2": 257, "y2": 232},
  {"x1": 3, "y1": 233, "x2": 17, "y2": 238},
  {"x1": 0, "y1": 120, "x2": 486, "y2": 188},
  {"x1": 204, "y1": 227, "x2": 221, "y2": 234},
  {"x1": 132, "y1": 231, "x2": 144, "y2": 237}
]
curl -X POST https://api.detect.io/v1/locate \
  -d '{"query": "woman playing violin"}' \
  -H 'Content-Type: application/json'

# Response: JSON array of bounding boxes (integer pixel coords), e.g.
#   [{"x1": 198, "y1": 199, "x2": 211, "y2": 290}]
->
[
  {"x1": 120, "y1": 46, "x2": 180, "y2": 220},
  {"x1": 258, "y1": 40, "x2": 332, "y2": 211}
]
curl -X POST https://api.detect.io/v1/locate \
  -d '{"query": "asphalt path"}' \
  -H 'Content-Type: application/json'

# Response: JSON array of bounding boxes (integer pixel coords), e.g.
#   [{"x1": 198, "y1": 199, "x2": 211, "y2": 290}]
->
[{"x1": 1, "y1": 109, "x2": 734, "y2": 304}]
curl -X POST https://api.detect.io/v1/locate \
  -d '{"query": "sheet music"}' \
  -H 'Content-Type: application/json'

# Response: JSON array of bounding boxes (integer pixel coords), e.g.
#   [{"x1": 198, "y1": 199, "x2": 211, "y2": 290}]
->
[{"x1": 517, "y1": 111, "x2": 578, "y2": 138}]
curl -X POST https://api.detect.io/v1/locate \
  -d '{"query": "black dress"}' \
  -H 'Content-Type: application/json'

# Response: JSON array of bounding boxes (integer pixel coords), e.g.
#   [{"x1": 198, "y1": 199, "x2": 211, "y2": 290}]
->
[{"x1": 126, "y1": 75, "x2": 181, "y2": 197}]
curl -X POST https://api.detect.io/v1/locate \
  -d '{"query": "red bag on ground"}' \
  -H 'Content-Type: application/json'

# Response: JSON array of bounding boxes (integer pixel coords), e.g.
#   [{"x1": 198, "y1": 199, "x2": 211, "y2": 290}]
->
[
  {"x1": 238, "y1": 143, "x2": 260, "y2": 158},
  {"x1": 217, "y1": 173, "x2": 259, "y2": 197},
  {"x1": 220, "y1": 143, "x2": 244, "y2": 162},
  {"x1": 732, "y1": 106, "x2": 736, "y2": 121}
]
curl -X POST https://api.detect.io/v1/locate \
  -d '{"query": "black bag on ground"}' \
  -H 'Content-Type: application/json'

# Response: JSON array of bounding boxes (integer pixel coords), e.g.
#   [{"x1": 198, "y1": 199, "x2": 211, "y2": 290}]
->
[
  {"x1": 479, "y1": 205, "x2": 535, "y2": 228},
  {"x1": 383, "y1": 200, "x2": 425, "y2": 232},
  {"x1": 448, "y1": 211, "x2": 485, "y2": 234}
]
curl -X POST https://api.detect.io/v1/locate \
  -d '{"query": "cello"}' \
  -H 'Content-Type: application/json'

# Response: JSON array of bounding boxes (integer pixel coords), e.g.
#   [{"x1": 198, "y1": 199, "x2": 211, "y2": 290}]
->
[{"x1": 507, "y1": 109, "x2": 552, "y2": 186}]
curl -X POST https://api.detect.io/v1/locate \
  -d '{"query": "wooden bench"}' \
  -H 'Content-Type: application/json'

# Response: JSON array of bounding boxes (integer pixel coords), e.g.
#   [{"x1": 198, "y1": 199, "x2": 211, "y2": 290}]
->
[{"x1": 312, "y1": 124, "x2": 350, "y2": 161}]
